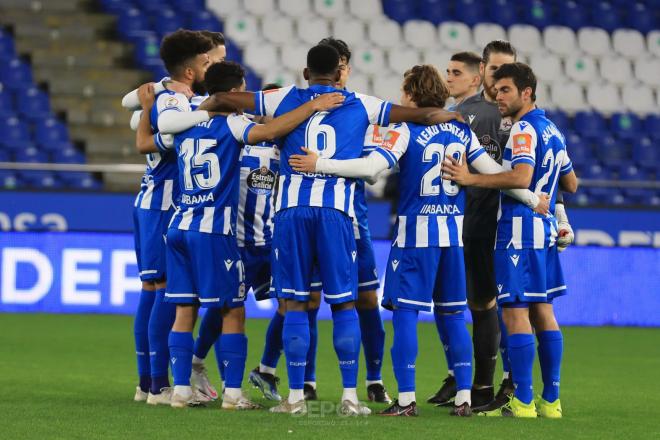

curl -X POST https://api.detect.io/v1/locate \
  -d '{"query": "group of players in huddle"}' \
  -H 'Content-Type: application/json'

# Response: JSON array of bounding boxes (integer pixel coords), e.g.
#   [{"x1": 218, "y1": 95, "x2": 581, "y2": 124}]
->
[{"x1": 122, "y1": 28, "x2": 578, "y2": 418}]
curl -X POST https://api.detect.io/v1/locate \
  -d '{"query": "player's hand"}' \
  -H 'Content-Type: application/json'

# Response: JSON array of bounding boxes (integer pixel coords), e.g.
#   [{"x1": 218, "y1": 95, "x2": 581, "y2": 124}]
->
[
  {"x1": 137, "y1": 83, "x2": 155, "y2": 110},
  {"x1": 533, "y1": 193, "x2": 550, "y2": 215},
  {"x1": 442, "y1": 152, "x2": 473, "y2": 186},
  {"x1": 428, "y1": 109, "x2": 465, "y2": 124},
  {"x1": 555, "y1": 203, "x2": 574, "y2": 252},
  {"x1": 310, "y1": 92, "x2": 345, "y2": 112},
  {"x1": 289, "y1": 147, "x2": 319, "y2": 173},
  {"x1": 164, "y1": 79, "x2": 194, "y2": 99}
]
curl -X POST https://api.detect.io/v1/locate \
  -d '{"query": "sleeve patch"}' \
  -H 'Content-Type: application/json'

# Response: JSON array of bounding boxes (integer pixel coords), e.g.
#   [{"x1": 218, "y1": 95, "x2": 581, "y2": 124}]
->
[
  {"x1": 165, "y1": 96, "x2": 180, "y2": 108},
  {"x1": 512, "y1": 133, "x2": 532, "y2": 155},
  {"x1": 381, "y1": 130, "x2": 400, "y2": 150},
  {"x1": 371, "y1": 125, "x2": 384, "y2": 144}
]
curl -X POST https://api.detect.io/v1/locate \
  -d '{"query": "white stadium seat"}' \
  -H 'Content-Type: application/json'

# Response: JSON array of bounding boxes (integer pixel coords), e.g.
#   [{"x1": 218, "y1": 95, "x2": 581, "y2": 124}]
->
[
  {"x1": 647, "y1": 30, "x2": 660, "y2": 57},
  {"x1": 261, "y1": 14, "x2": 295, "y2": 45},
  {"x1": 346, "y1": 72, "x2": 371, "y2": 94},
  {"x1": 296, "y1": 15, "x2": 331, "y2": 45},
  {"x1": 278, "y1": 0, "x2": 312, "y2": 17},
  {"x1": 421, "y1": 48, "x2": 453, "y2": 70},
  {"x1": 386, "y1": 46, "x2": 422, "y2": 75},
  {"x1": 543, "y1": 26, "x2": 576, "y2": 57},
  {"x1": 206, "y1": 0, "x2": 241, "y2": 18},
  {"x1": 508, "y1": 24, "x2": 542, "y2": 55},
  {"x1": 243, "y1": 41, "x2": 279, "y2": 76},
  {"x1": 534, "y1": 84, "x2": 554, "y2": 110},
  {"x1": 244, "y1": 0, "x2": 275, "y2": 16},
  {"x1": 368, "y1": 19, "x2": 404, "y2": 49},
  {"x1": 348, "y1": 0, "x2": 384, "y2": 20},
  {"x1": 313, "y1": 0, "x2": 346, "y2": 18},
  {"x1": 351, "y1": 46, "x2": 386, "y2": 75},
  {"x1": 223, "y1": 14, "x2": 259, "y2": 45},
  {"x1": 473, "y1": 23, "x2": 506, "y2": 49},
  {"x1": 372, "y1": 73, "x2": 402, "y2": 103},
  {"x1": 634, "y1": 58, "x2": 660, "y2": 87},
  {"x1": 599, "y1": 56, "x2": 632, "y2": 86},
  {"x1": 280, "y1": 44, "x2": 309, "y2": 73},
  {"x1": 529, "y1": 52, "x2": 563, "y2": 83},
  {"x1": 622, "y1": 84, "x2": 656, "y2": 116},
  {"x1": 551, "y1": 82, "x2": 587, "y2": 113},
  {"x1": 587, "y1": 82, "x2": 621, "y2": 115},
  {"x1": 612, "y1": 29, "x2": 646, "y2": 59},
  {"x1": 330, "y1": 17, "x2": 367, "y2": 46},
  {"x1": 261, "y1": 69, "x2": 298, "y2": 87},
  {"x1": 564, "y1": 54, "x2": 598, "y2": 84},
  {"x1": 577, "y1": 27, "x2": 611, "y2": 57},
  {"x1": 438, "y1": 22, "x2": 472, "y2": 50},
  {"x1": 403, "y1": 20, "x2": 437, "y2": 50}
]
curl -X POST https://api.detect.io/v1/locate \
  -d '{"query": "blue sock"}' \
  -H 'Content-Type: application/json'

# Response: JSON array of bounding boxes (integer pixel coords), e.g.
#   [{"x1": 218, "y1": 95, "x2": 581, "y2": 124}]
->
[
  {"x1": 391, "y1": 308, "x2": 418, "y2": 393},
  {"x1": 283, "y1": 310, "x2": 310, "y2": 390},
  {"x1": 261, "y1": 311, "x2": 284, "y2": 369},
  {"x1": 168, "y1": 331, "x2": 194, "y2": 386},
  {"x1": 439, "y1": 311, "x2": 473, "y2": 392},
  {"x1": 498, "y1": 307, "x2": 511, "y2": 377},
  {"x1": 537, "y1": 330, "x2": 563, "y2": 403},
  {"x1": 357, "y1": 307, "x2": 385, "y2": 381},
  {"x1": 219, "y1": 333, "x2": 247, "y2": 389},
  {"x1": 213, "y1": 339, "x2": 225, "y2": 381},
  {"x1": 194, "y1": 309, "x2": 222, "y2": 360},
  {"x1": 148, "y1": 288, "x2": 175, "y2": 394},
  {"x1": 134, "y1": 288, "x2": 155, "y2": 392},
  {"x1": 433, "y1": 308, "x2": 454, "y2": 375},
  {"x1": 332, "y1": 308, "x2": 361, "y2": 389},
  {"x1": 304, "y1": 308, "x2": 319, "y2": 382},
  {"x1": 508, "y1": 333, "x2": 535, "y2": 404}
]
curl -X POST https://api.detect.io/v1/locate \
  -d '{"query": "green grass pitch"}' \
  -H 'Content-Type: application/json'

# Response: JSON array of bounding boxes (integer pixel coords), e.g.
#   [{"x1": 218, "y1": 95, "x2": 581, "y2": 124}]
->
[{"x1": 1, "y1": 313, "x2": 659, "y2": 439}]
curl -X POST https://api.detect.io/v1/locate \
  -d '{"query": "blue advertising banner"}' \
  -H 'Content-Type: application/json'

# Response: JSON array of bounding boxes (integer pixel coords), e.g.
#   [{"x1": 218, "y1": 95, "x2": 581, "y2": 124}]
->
[{"x1": 1, "y1": 231, "x2": 658, "y2": 326}]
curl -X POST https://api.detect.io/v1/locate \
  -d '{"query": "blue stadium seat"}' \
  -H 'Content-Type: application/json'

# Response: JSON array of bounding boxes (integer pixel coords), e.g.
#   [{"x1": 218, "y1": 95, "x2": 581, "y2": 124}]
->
[
  {"x1": 99, "y1": 0, "x2": 135, "y2": 14},
  {"x1": 622, "y1": 188, "x2": 652, "y2": 205},
  {"x1": 581, "y1": 163, "x2": 611, "y2": 180},
  {"x1": 20, "y1": 170, "x2": 61, "y2": 189},
  {"x1": 58, "y1": 171, "x2": 102, "y2": 190},
  {"x1": 618, "y1": 163, "x2": 644, "y2": 181},
  {"x1": 154, "y1": 9, "x2": 185, "y2": 38},
  {"x1": 132, "y1": 33, "x2": 161, "y2": 64},
  {"x1": 0, "y1": 31, "x2": 17, "y2": 61},
  {"x1": 34, "y1": 117, "x2": 70, "y2": 146},
  {"x1": 625, "y1": 3, "x2": 656, "y2": 34},
  {"x1": 591, "y1": 1, "x2": 620, "y2": 32},
  {"x1": 244, "y1": 66, "x2": 262, "y2": 92},
  {"x1": 610, "y1": 113, "x2": 641, "y2": 140},
  {"x1": 422, "y1": 0, "x2": 455, "y2": 24},
  {"x1": 0, "y1": 87, "x2": 16, "y2": 117},
  {"x1": 644, "y1": 115, "x2": 660, "y2": 140},
  {"x1": 567, "y1": 142, "x2": 591, "y2": 168},
  {"x1": 142, "y1": 58, "x2": 169, "y2": 81},
  {"x1": 573, "y1": 111, "x2": 606, "y2": 140},
  {"x1": 52, "y1": 147, "x2": 85, "y2": 164},
  {"x1": 0, "y1": 58, "x2": 34, "y2": 91},
  {"x1": 133, "y1": 0, "x2": 163, "y2": 14},
  {"x1": 225, "y1": 40, "x2": 243, "y2": 64},
  {"x1": 171, "y1": 0, "x2": 206, "y2": 14},
  {"x1": 0, "y1": 116, "x2": 31, "y2": 150},
  {"x1": 13, "y1": 146, "x2": 48, "y2": 163},
  {"x1": 594, "y1": 135, "x2": 629, "y2": 162},
  {"x1": 556, "y1": 0, "x2": 587, "y2": 30},
  {"x1": 16, "y1": 87, "x2": 51, "y2": 122},
  {"x1": 383, "y1": 0, "x2": 417, "y2": 23},
  {"x1": 0, "y1": 170, "x2": 19, "y2": 189},
  {"x1": 489, "y1": 0, "x2": 519, "y2": 27},
  {"x1": 117, "y1": 8, "x2": 151, "y2": 37},
  {"x1": 546, "y1": 109, "x2": 570, "y2": 133},
  {"x1": 525, "y1": 1, "x2": 552, "y2": 29},
  {"x1": 0, "y1": 149, "x2": 10, "y2": 162},
  {"x1": 186, "y1": 10, "x2": 223, "y2": 32}
]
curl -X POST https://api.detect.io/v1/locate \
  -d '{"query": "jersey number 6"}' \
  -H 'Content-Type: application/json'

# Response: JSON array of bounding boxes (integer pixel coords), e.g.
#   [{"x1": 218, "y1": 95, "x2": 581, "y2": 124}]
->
[{"x1": 305, "y1": 112, "x2": 336, "y2": 158}]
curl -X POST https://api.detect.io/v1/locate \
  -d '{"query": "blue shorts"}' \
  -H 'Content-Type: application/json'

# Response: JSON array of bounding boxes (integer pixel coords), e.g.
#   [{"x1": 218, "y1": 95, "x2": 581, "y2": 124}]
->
[
  {"x1": 494, "y1": 246, "x2": 567, "y2": 307},
  {"x1": 271, "y1": 207, "x2": 357, "y2": 305},
  {"x1": 240, "y1": 244, "x2": 272, "y2": 301},
  {"x1": 165, "y1": 229, "x2": 246, "y2": 308},
  {"x1": 133, "y1": 207, "x2": 173, "y2": 281},
  {"x1": 309, "y1": 225, "x2": 380, "y2": 293},
  {"x1": 382, "y1": 246, "x2": 467, "y2": 313}
]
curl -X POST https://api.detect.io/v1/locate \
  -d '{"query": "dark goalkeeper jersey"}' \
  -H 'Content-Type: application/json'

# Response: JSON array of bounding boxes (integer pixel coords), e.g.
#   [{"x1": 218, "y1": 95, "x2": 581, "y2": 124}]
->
[{"x1": 454, "y1": 92, "x2": 512, "y2": 240}]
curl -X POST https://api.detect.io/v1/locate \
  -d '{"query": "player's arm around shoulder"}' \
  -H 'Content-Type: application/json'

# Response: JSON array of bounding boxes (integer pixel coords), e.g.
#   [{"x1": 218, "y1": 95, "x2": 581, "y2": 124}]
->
[
  {"x1": 135, "y1": 83, "x2": 158, "y2": 154},
  {"x1": 389, "y1": 104, "x2": 464, "y2": 125}
]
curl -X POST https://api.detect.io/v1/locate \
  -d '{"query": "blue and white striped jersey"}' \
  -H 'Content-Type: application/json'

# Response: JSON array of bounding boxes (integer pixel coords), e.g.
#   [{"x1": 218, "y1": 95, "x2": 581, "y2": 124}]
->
[
  {"x1": 237, "y1": 142, "x2": 280, "y2": 247},
  {"x1": 253, "y1": 84, "x2": 391, "y2": 216},
  {"x1": 496, "y1": 108, "x2": 573, "y2": 250},
  {"x1": 133, "y1": 90, "x2": 190, "y2": 211},
  {"x1": 168, "y1": 113, "x2": 255, "y2": 235},
  {"x1": 375, "y1": 121, "x2": 486, "y2": 248}
]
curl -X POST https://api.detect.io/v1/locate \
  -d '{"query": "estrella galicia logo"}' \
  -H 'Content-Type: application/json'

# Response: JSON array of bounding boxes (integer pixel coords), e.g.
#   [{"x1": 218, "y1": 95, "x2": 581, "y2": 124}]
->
[
  {"x1": 246, "y1": 167, "x2": 276, "y2": 195},
  {"x1": 479, "y1": 134, "x2": 502, "y2": 162}
]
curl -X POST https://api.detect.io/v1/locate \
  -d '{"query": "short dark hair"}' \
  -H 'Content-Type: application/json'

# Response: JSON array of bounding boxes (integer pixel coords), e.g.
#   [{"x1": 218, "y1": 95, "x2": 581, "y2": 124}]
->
[
  {"x1": 262, "y1": 83, "x2": 280, "y2": 91},
  {"x1": 204, "y1": 61, "x2": 245, "y2": 94},
  {"x1": 482, "y1": 40, "x2": 517, "y2": 64},
  {"x1": 450, "y1": 51, "x2": 482, "y2": 72},
  {"x1": 160, "y1": 29, "x2": 214, "y2": 75},
  {"x1": 306, "y1": 44, "x2": 340, "y2": 76},
  {"x1": 199, "y1": 30, "x2": 225, "y2": 46},
  {"x1": 403, "y1": 64, "x2": 450, "y2": 108},
  {"x1": 492, "y1": 62, "x2": 537, "y2": 101},
  {"x1": 318, "y1": 37, "x2": 351, "y2": 63}
]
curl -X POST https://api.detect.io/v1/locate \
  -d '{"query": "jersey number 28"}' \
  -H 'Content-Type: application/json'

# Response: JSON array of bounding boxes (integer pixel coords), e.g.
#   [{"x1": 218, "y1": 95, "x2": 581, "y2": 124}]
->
[{"x1": 421, "y1": 142, "x2": 464, "y2": 197}]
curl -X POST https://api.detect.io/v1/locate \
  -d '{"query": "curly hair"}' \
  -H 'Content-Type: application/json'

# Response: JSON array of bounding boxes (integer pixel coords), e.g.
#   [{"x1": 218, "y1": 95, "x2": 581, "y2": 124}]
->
[
  {"x1": 204, "y1": 61, "x2": 245, "y2": 94},
  {"x1": 402, "y1": 64, "x2": 450, "y2": 108},
  {"x1": 160, "y1": 29, "x2": 214, "y2": 75}
]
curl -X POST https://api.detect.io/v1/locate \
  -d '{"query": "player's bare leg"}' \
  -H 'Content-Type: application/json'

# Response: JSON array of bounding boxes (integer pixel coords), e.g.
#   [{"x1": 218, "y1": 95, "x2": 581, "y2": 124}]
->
[{"x1": 356, "y1": 290, "x2": 391, "y2": 403}]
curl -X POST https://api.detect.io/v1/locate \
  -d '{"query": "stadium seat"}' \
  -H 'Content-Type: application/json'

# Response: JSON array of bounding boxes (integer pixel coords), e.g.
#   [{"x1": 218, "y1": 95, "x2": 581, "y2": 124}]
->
[
  {"x1": 587, "y1": 83, "x2": 621, "y2": 115},
  {"x1": 0, "y1": 31, "x2": 16, "y2": 61},
  {"x1": 367, "y1": 19, "x2": 403, "y2": 49},
  {"x1": 599, "y1": 56, "x2": 632, "y2": 86},
  {"x1": 556, "y1": 0, "x2": 587, "y2": 31},
  {"x1": 625, "y1": 2, "x2": 655, "y2": 34},
  {"x1": 261, "y1": 15, "x2": 295, "y2": 45},
  {"x1": 348, "y1": 0, "x2": 384, "y2": 19},
  {"x1": 16, "y1": 87, "x2": 51, "y2": 122},
  {"x1": 0, "y1": 58, "x2": 34, "y2": 91},
  {"x1": 610, "y1": 113, "x2": 642, "y2": 140},
  {"x1": 170, "y1": 0, "x2": 206, "y2": 14},
  {"x1": 508, "y1": 25, "x2": 543, "y2": 55},
  {"x1": 330, "y1": 17, "x2": 367, "y2": 47},
  {"x1": 404, "y1": 20, "x2": 437, "y2": 50},
  {"x1": 346, "y1": 72, "x2": 370, "y2": 94},
  {"x1": 634, "y1": 58, "x2": 660, "y2": 88},
  {"x1": 581, "y1": 164, "x2": 610, "y2": 180},
  {"x1": 0, "y1": 116, "x2": 31, "y2": 150},
  {"x1": 577, "y1": 27, "x2": 611, "y2": 57},
  {"x1": 280, "y1": 44, "x2": 309, "y2": 73},
  {"x1": 421, "y1": 48, "x2": 453, "y2": 69},
  {"x1": 382, "y1": 0, "x2": 416, "y2": 23},
  {"x1": 595, "y1": 134, "x2": 630, "y2": 162},
  {"x1": 187, "y1": 10, "x2": 223, "y2": 32},
  {"x1": 0, "y1": 170, "x2": 18, "y2": 189},
  {"x1": 14, "y1": 146, "x2": 48, "y2": 163},
  {"x1": 58, "y1": 171, "x2": 102, "y2": 190},
  {"x1": 529, "y1": 52, "x2": 563, "y2": 83},
  {"x1": 489, "y1": 0, "x2": 518, "y2": 27},
  {"x1": 21, "y1": 171, "x2": 61, "y2": 189},
  {"x1": 223, "y1": 13, "x2": 259, "y2": 45},
  {"x1": 386, "y1": 46, "x2": 421, "y2": 75},
  {"x1": 154, "y1": 9, "x2": 185, "y2": 38},
  {"x1": 351, "y1": 46, "x2": 386, "y2": 75},
  {"x1": 296, "y1": 16, "x2": 331, "y2": 45},
  {"x1": 644, "y1": 114, "x2": 660, "y2": 140},
  {"x1": 545, "y1": 109, "x2": 571, "y2": 132},
  {"x1": 524, "y1": 1, "x2": 552, "y2": 29},
  {"x1": 619, "y1": 163, "x2": 644, "y2": 181},
  {"x1": 647, "y1": 30, "x2": 660, "y2": 58},
  {"x1": 206, "y1": 0, "x2": 241, "y2": 18},
  {"x1": 117, "y1": 8, "x2": 150, "y2": 37},
  {"x1": 612, "y1": 29, "x2": 645, "y2": 59},
  {"x1": 261, "y1": 69, "x2": 298, "y2": 88},
  {"x1": 131, "y1": 33, "x2": 161, "y2": 63},
  {"x1": 243, "y1": 41, "x2": 279, "y2": 76},
  {"x1": 473, "y1": 23, "x2": 506, "y2": 49},
  {"x1": 244, "y1": 0, "x2": 275, "y2": 17},
  {"x1": 52, "y1": 146, "x2": 86, "y2": 164},
  {"x1": 543, "y1": 26, "x2": 576, "y2": 57},
  {"x1": 535, "y1": 84, "x2": 553, "y2": 109},
  {"x1": 133, "y1": 0, "x2": 162, "y2": 14},
  {"x1": 564, "y1": 54, "x2": 597, "y2": 84},
  {"x1": 550, "y1": 82, "x2": 587, "y2": 113},
  {"x1": 372, "y1": 73, "x2": 401, "y2": 103},
  {"x1": 438, "y1": 22, "x2": 473, "y2": 50},
  {"x1": 632, "y1": 141, "x2": 658, "y2": 170},
  {"x1": 454, "y1": 0, "x2": 485, "y2": 27},
  {"x1": 244, "y1": 66, "x2": 262, "y2": 91},
  {"x1": 313, "y1": 0, "x2": 346, "y2": 18},
  {"x1": 99, "y1": 0, "x2": 133, "y2": 14},
  {"x1": 573, "y1": 111, "x2": 607, "y2": 139},
  {"x1": 591, "y1": 1, "x2": 620, "y2": 33}
]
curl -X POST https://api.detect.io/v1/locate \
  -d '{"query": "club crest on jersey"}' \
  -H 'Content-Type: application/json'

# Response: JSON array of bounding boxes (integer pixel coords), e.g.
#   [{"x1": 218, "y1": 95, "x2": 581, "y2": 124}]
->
[
  {"x1": 381, "y1": 130, "x2": 400, "y2": 150},
  {"x1": 247, "y1": 166, "x2": 276, "y2": 195},
  {"x1": 165, "y1": 96, "x2": 179, "y2": 108},
  {"x1": 500, "y1": 117, "x2": 513, "y2": 131},
  {"x1": 512, "y1": 133, "x2": 532, "y2": 155}
]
